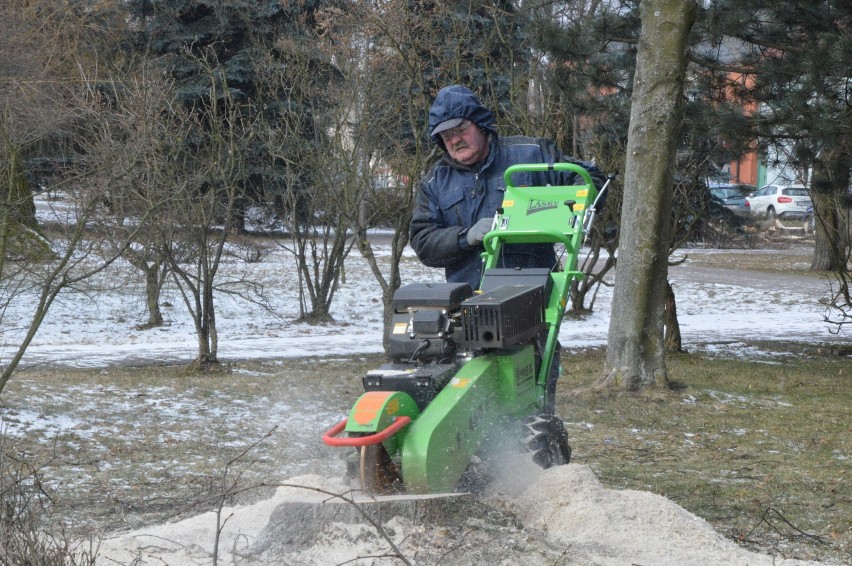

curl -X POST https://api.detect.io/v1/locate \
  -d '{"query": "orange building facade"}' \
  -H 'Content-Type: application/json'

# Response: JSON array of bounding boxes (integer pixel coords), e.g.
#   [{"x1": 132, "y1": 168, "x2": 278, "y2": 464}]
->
[{"x1": 725, "y1": 72, "x2": 760, "y2": 187}]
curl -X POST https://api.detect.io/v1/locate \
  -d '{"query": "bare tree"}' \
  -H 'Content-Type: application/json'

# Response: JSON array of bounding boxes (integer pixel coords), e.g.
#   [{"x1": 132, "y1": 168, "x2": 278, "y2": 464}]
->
[
  {"x1": 81, "y1": 71, "x2": 187, "y2": 330},
  {"x1": 0, "y1": 0, "x2": 160, "y2": 392},
  {"x1": 0, "y1": 127, "x2": 156, "y2": 392},
  {"x1": 337, "y1": 2, "x2": 442, "y2": 347},
  {"x1": 256, "y1": 39, "x2": 359, "y2": 323},
  {"x1": 0, "y1": 0, "x2": 86, "y2": 261},
  {"x1": 157, "y1": 65, "x2": 252, "y2": 368},
  {"x1": 86, "y1": 65, "x2": 280, "y2": 353},
  {"x1": 601, "y1": 0, "x2": 697, "y2": 390}
]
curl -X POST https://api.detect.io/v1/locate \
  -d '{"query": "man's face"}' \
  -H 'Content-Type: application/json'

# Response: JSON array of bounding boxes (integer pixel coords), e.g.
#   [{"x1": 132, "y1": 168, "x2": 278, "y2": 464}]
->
[{"x1": 440, "y1": 120, "x2": 489, "y2": 166}]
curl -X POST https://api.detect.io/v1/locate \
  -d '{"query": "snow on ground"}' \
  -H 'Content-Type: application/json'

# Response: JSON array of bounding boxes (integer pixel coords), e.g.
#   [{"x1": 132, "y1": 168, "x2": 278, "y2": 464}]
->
[
  {"x1": 2, "y1": 239, "x2": 846, "y2": 371},
  {"x1": 5, "y1": 191, "x2": 844, "y2": 370}
]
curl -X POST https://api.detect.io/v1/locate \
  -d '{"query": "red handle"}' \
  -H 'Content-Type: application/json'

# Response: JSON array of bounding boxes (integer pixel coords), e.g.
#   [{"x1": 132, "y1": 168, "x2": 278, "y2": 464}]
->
[{"x1": 322, "y1": 416, "x2": 412, "y2": 447}]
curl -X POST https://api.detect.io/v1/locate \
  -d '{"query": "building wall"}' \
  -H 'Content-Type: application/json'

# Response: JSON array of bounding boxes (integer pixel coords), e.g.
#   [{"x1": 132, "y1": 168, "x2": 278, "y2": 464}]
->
[{"x1": 726, "y1": 72, "x2": 760, "y2": 187}]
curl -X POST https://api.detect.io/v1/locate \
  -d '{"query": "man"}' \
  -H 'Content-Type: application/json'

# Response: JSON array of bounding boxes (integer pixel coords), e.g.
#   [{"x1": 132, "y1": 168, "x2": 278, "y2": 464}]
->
[
  {"x1": 409, "y1": 84, "x2": 605, "y2": 415},
  {"x1": 410, "y1": 84, "x2": 605, "y2": 291}
]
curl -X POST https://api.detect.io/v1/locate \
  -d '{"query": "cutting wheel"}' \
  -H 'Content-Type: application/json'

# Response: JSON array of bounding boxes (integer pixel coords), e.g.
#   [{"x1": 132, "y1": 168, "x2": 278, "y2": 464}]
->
[
  {"x1": 524, "y1": 414, "x2": 572, "y2": 469},
  {"x1": 357, "y1": 443, "x2": 402, "y2": 495}
]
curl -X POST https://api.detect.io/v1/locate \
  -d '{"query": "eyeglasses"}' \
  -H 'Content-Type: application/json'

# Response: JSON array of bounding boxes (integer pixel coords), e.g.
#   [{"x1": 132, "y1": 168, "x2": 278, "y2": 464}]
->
[{"x1": 439, "y1": 120, "x2": 474, "y2": 142}]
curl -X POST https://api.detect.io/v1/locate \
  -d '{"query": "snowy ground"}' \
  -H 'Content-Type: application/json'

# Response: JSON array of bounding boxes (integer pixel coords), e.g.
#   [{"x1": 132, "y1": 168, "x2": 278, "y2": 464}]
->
[
  {"x1": 5, "y1": 191, "x2": 844, "y2": 370},
  {"x1": 3, "y1": 238, "x2": 846, "y2": 372}
]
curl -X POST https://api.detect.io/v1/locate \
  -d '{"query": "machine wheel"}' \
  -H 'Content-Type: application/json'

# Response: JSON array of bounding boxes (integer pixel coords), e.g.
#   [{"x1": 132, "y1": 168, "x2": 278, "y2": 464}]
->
[
  {"x1": 524, "y1": 415, "x2": 571, "y2": 469},
  {"x1": 354, "y1": 443, "x2": 403, "y2": 495}
]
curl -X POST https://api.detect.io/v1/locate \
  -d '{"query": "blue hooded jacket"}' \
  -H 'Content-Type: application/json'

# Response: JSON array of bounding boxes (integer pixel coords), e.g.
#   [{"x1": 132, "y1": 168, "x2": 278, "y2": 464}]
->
[{"x1": 410, "y1": 85, "x2": 605, "y2": 290}]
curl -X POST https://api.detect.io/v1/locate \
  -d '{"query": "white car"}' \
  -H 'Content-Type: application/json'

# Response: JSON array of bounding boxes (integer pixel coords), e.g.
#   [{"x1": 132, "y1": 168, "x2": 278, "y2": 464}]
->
[{"x1": 745, "y1": 184, "x2": 811, "y2": 221}]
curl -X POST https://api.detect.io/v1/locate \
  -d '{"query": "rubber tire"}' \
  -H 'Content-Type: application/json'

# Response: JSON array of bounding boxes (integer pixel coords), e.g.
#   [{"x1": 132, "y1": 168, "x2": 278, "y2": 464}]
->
[{"x1": 525, "y1": 415, "x2": 572, "y2": 469}]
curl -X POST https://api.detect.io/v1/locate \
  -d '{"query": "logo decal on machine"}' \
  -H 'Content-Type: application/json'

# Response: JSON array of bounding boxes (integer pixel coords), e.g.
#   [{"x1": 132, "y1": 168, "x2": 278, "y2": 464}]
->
[
  {"x1": 527, "y1": 199, "x2": 558, "y2": 215},
  {"x1": 515, "y1": 363, "x2": 534, "y2": 386}
]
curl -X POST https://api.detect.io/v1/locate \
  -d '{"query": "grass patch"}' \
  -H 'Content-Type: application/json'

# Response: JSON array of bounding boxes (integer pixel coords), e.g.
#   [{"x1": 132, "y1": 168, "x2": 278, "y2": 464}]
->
[
  {"x1": 677, "y1": 244, "x2": 817, "y2": 274},
  {"x1": 558, "y1": 347, "x2": 850, "y2": 563}
]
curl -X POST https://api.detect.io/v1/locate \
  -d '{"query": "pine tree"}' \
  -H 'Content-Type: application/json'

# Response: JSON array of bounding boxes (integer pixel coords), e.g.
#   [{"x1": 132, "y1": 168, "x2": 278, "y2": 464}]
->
[
  {"x1": 410, "y1": 0, "x2": 530, "y2": 129},
  {"x1": 127, "y1": 0, "x2": 341, "y2": 223},
  {"x1": 705, "y1": 0, "x2": 851, "y2": 270}
]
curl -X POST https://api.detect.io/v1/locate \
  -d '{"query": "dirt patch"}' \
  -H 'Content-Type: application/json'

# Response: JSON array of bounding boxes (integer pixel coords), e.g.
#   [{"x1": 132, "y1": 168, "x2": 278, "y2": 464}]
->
[{"x1": 675, "y1": 241, "x2": 816, "y2": 273}]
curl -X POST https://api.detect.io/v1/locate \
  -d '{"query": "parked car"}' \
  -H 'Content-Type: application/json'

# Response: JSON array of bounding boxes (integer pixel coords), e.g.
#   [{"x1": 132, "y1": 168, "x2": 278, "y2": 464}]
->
[
  {"x1": 745, "y1": 184, "x2": 812, "y2": 220},
  {"x1": 709, "y1": 184, "x2": 756, "y2": 216}
]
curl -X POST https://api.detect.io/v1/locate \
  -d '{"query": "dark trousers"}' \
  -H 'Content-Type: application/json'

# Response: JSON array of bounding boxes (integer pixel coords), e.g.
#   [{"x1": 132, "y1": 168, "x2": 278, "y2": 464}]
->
[{"x1": 543, "y1": 339, "x2": 561, "y2": 415}]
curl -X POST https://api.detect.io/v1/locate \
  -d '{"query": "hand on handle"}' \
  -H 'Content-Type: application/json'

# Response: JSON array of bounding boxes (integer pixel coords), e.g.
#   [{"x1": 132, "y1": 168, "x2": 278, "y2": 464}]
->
[{"x1": 466, "y1": 217, "x2": 493, "y2": 246}]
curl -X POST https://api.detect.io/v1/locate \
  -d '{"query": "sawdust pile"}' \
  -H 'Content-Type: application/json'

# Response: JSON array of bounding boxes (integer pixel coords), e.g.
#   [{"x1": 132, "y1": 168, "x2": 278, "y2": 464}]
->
[{"x1": 98, "y1": 465, "x2": 826, "y2": 565}]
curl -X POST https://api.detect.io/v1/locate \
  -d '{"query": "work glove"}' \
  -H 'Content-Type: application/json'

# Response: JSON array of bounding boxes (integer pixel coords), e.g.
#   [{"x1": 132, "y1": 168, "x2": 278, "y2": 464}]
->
[{"x1": 466, "y1": 217, "x2": 493, "y2": 246}]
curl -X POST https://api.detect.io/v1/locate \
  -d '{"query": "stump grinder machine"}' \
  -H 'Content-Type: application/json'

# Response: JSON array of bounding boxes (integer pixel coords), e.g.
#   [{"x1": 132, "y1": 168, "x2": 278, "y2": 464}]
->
[{"x1": 323, "y1": 163, "x2": 608, "y2": 494}]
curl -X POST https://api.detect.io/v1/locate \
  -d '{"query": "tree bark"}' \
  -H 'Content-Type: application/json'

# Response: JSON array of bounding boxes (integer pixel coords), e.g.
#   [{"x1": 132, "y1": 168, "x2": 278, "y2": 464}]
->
[
  {"x1": 125, "y1": 251, "x2": 166, "y2": 328},
  {"x1": 600, "y1": 0, "x2": 696, "y2": 390},
  {"x1": 664, "y1": 281, "x2": 684, "y2": 353},
  {"x1": 810, "y1": 144, "x2": 851, "y2": 272},
  {"x1": 1, "y1": 128, "x2": 51, "y2": 260},
  {"x1": 143, "y1": 264, "x2": 165, "y2": 328}
]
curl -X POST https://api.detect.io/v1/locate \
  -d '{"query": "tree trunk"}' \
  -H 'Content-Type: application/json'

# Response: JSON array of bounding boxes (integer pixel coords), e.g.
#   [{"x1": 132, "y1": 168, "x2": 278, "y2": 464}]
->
[
  {"x1": 600, "y1": 0, "x2": 696, "y2": 390},
  {"x1": 193, "y1": 290, "x2": 218, "y2": 367},
  {"x1": 144, "y1": 265, "x2": 165, "y2": 328},
  {"x1": 1, "y1": 132, "x2": 51, "y2": 260},
  {"x1": 811, "y1": 199, "x2": 839, "y2": 272},
  {"x1": 810, "y1": 144, "x2": 851, "y2": 272},
  {"x1": 202, "y1": 261, "x2": 218, "y2": 365},
  {"x1": 664, "y1": 281, "x2": 684, "y2": 353},
  {"x1": 126, "y1": 251, "x2": 166, "y2": 328}
]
